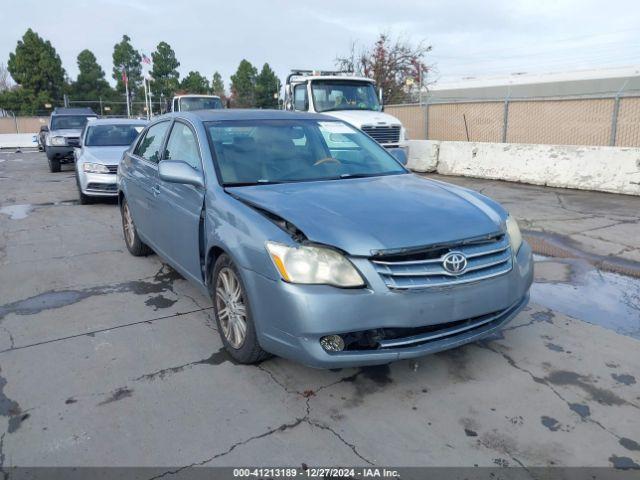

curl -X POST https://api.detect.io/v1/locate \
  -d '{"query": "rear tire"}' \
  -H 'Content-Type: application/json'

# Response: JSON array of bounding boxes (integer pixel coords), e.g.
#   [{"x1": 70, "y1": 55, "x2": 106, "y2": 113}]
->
[
  {"x1": 121, "y1": 197, "x2": 152, "y2": 256},
  {"x1": 211, "y1": 254, "x2": 270, "y2": 364}
]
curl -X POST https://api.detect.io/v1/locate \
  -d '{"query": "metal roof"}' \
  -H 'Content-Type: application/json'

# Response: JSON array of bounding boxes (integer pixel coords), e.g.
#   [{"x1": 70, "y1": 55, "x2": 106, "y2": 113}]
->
[{"x1": 428, "y1": 66, "x2": 640, "y2": 101}]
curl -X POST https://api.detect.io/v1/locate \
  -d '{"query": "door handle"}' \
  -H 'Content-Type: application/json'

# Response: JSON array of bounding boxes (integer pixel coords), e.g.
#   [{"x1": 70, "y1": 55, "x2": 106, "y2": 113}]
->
[{"x1": 152, "y1": 184, "x2": 161, "y2": 196}]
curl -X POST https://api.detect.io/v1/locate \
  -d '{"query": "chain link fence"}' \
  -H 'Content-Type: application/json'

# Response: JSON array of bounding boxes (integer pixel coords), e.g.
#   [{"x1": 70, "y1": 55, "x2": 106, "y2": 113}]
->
[{"x1": 386, "y1": 92, "x2": 640, "y2": 147}]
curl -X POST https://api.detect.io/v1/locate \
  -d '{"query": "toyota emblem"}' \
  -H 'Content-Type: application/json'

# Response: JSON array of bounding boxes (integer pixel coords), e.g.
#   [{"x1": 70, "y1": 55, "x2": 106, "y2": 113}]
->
[{"x1": 442, "y1": 251, "x2": 468, "y2": 275}]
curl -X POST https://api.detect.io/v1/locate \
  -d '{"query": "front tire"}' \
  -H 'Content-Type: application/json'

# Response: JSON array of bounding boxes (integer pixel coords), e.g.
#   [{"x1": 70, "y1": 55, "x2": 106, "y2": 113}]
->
[
  {"x1": 47, "y1": 153, "x2": 61, "y2": 173},
  {"x1": 76, "y1": 173, "x2": 92, "y2": 205},
  {"x1": 121, "y1": 197, "x2": 152, "y2": 256},
  {"x1": 211, "y1": 254, "x2": 269, "y2": 364}
]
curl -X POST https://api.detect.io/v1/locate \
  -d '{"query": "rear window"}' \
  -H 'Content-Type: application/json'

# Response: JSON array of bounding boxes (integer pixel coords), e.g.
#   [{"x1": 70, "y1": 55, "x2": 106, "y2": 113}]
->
[
  {"x1": 51, "y1": 115, "x2": 97, "y2": 130},
  {"x1": 85, "y1": 124, "x2": 145, "y2": 147}
]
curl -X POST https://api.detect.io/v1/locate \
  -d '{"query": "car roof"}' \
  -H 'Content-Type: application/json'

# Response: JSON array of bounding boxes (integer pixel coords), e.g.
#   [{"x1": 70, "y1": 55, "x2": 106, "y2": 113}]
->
[
  {"x1": 52, "y1": 107, "x2": 97, "y2": 116},
  {"x1": 86, "y1": 118, "x2": 148, "y2": 125},
  {"x1": 291, "y1": 75, "x2": 374, "y2": 83},
  {"x1": 175, "y1": 94, "x2": 221, "y2": 99},
  {"x1": 165, "y1": 109, "x2": 338, "y2": 122}
]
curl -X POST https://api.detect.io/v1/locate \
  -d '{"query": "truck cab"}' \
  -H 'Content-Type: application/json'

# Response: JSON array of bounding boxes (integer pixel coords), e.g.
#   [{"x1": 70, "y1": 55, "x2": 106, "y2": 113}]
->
[
  {"x1": 170, "y1": 94, "x2": 224, "y2": 112},
  {"x1": 284, "y1": 70, "x2": 408, "y2": 149}
]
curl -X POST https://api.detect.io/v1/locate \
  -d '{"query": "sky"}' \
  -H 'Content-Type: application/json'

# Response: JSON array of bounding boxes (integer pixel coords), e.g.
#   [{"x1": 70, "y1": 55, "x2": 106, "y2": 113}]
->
[{"x1": 1, "y1": 0, "x2": 639, "y2": 90}]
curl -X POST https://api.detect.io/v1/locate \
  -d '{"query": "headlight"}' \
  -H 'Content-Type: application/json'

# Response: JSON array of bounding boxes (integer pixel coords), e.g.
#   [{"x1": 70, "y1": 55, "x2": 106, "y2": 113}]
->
[
  {"x1": 50, "y1": 136, "x2": 66, "y2": 146},
  {"x1": 82, "y1": 162, "x2": 110, "y2": 174},
  {"x1": 400, "y1": 126, "x2": 409, "y2": 141},
  {"x1": 506, "y1": 215, "x2": 522, "y2": 253},
  {"x1": 266, "y1": 241, "x2": 365, "y2": 288}
]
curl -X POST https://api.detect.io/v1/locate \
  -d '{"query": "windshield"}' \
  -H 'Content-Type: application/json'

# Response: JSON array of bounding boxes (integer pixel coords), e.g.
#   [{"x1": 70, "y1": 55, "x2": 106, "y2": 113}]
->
[
  {"x1": 85, "y1": 124, "x2": 145, "y2": 147},
  {"x1": 205, "y1": 119, "x2": 406, "y2": 186},
  {"x1": 51, "y1": 115, "x2": 96, "y2": 130},
  {"x1": 311, "y1": 80, "x2": 381, "y2": 113},
  {"x1": 180, "y1": 97, "x2": 223, "y2": 111}
]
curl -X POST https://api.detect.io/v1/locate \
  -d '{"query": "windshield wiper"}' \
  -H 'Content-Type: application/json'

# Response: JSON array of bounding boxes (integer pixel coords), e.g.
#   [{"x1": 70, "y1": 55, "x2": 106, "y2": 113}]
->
[
  {"x1": 224, "y1": 180, "x2": 286, "y2": 187},
  {"x1": 338, "y1": 173, "x2": 381, "y2": 179}
]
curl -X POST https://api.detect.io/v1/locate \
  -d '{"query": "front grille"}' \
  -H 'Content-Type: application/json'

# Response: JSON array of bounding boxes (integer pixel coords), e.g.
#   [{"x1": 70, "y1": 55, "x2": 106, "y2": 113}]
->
[
  {"x1": 67, "y1": 137, "x2": 80, "y2": 147},
  {"x1": 361, "y1": 125, "x2": 400, "y2": 145},
  {"x1": 106, "y1": 165, "x2": 118, "y2": 174},
  {"x1": 371, "y1": 234, "x2": 512, "y2": 289},
  {"x1": 86, "y1": 182, "x2": 117, "y2": 192}
]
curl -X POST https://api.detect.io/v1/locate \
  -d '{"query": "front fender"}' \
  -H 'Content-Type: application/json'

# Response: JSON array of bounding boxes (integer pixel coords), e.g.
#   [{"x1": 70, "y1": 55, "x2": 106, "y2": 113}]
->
[{"x1": 203, "y1": 191, "x2": 291, "y2": 285}]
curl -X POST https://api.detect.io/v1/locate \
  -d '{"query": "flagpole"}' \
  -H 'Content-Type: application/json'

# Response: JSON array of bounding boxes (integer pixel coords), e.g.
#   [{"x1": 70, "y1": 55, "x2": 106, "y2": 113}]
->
[
  {"x1": 143, "y1": 78, "x2": 150, "y2": 121},
  {"x1": 147, "y1": 78, "x2": 153, "y2": 118},
  {"x1": 123, "y1": 66, "x2": 131, "y2": 118}
]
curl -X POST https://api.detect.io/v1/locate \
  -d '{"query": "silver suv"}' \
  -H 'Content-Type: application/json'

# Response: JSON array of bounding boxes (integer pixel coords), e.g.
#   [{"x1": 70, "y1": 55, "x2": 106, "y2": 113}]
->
[{"x1": 44, "y1": 107, "x2": 97, "y2": 172}]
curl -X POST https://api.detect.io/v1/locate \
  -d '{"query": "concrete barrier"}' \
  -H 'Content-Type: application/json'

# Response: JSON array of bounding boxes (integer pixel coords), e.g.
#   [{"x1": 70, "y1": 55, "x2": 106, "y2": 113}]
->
[
  {"x1": 408, "y1": 140, "x2": 640, "y2": 196},
  {"x1": 0, "y1": 133, "x2": 39, "y2": 149}
]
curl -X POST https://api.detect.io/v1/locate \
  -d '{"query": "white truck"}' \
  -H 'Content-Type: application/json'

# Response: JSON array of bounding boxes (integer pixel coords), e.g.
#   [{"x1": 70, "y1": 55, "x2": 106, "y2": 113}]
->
[
  {"x1": 284, "y1": 70, "x2": 408, "y2": 150},
  {"x1": 170, "y1": 94, "x2": 224, "y2": 112}
]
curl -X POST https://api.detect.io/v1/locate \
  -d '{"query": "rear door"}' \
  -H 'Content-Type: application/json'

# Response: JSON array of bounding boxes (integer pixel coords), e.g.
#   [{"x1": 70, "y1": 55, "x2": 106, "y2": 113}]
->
[
  {"x1": 152, "y1": 120, "x2": 206, "y2": 283},
  {"x1": 123, "y1": 120, "x2": 171, "y2": 242}
]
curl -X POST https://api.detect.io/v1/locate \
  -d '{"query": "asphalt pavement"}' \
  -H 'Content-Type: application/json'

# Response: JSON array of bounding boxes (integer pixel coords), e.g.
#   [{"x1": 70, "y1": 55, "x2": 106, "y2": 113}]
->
[{"x1": 0, "y1": 151, "x2": 639, "y2": 474}]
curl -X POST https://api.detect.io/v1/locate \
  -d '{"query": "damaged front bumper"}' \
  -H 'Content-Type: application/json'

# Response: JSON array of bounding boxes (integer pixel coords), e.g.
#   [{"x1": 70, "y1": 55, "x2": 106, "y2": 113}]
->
[{"x1": 242, "y1": 241, "x2": 534, "y2": 368}]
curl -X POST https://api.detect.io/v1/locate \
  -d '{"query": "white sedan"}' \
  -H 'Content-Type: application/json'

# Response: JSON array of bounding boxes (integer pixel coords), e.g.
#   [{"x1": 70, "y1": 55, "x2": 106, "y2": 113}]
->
[{"x1": 75, "y1": 118, "x2": 147, "y2": 204}]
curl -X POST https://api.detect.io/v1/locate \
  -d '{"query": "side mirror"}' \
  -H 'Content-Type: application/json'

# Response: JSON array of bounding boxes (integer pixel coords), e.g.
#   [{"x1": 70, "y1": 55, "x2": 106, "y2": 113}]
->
[
  {"x1": 159, "y1": 160, "x2": 204, "y2": 188},
  {"x1": 388, "y1": 148, "x2": 407, "y2": 166},
  {"x1": 40, "y1": 125, "x2": 49, "y2": 132}
]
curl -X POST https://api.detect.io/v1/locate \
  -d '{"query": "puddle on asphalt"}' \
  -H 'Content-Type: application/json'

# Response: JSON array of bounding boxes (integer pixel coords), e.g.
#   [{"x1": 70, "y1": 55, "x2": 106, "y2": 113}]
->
[
  {"x1": 531, "y1": 255, "x2": 640, "y2": 339},
  {"x1": 0, "y1": 200, "x2": 78, "y2": 220},
  {"x1": 0, "y1": 204, "x2": 33, "y2": 220}
]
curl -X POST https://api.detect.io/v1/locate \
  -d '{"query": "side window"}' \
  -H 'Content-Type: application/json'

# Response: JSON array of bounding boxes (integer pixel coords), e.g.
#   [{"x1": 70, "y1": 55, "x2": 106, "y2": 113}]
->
[
  {"x1": 134, "y1": 121, "x2": 170, "y2": 163},
  {"x1": 293, "y1": 84, "x2": 308, "y2": 111},
  {"x1": 164, "y1": 122, "x2": 201, "y2": 170}
]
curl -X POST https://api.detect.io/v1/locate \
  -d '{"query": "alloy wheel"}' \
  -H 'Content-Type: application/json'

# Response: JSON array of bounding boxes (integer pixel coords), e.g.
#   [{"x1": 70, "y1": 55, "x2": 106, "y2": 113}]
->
[
  {"x1": 122, "y1": 202, "x2": 135, "y2": 248},
  {"x1": 215, "y1": 267, "x2": 248, "y2": 349}
]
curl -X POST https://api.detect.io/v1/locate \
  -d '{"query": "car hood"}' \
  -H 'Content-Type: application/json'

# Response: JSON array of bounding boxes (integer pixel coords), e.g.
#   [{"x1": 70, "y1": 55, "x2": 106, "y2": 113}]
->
[
  {"x1": 321, "y1": 109, "x2": 401, "y2": 128},
  {"x1": 50, "y1": 128, "x2": 82, "y2": 137},
  {"x1": 227, "y1": 174, "x2": 505, "y2": 256},
  {"x1": 80, "y1": 146, "x2": 128, "y2": 165}
]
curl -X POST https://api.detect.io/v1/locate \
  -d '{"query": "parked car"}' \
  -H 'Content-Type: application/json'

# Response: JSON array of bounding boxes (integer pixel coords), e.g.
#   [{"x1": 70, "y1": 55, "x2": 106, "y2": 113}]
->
[
  {"x1": 74, "y1": 118, "x2": 147, "y2": 204},
  {"x1": 170, "y1": 94, "x2": 224, "y2": 112},
  {"x1": 45, "y1": 107, "x2": 98, "y2": 172},
  {"x1": 37, "y1": 125, "x2": 48, "y2": 151},
  {"x1": 118, "y1": 110, "x2": 533, "y2": 368}
]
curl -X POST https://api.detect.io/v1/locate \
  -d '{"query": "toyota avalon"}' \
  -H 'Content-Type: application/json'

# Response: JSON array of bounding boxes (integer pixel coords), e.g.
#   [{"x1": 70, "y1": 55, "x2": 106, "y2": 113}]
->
[{"x1": 118, "y1": 110, "x2": 533, "y2": 368}]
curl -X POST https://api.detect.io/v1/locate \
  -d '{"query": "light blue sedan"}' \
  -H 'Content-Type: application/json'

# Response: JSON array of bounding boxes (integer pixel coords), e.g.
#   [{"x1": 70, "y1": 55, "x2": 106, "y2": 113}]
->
[
  {"x1": 75, "y1": 118, "x2": 147, "y2": 203},
  {"x1": 118, "y1": 110, "x2": 533, "y2": 368}
]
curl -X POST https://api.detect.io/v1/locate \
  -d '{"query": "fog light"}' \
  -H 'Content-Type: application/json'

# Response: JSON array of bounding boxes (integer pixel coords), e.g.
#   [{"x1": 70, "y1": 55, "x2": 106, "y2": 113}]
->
[{"x1": 320, "y1": 335, "x2": 345, "y2": 352}]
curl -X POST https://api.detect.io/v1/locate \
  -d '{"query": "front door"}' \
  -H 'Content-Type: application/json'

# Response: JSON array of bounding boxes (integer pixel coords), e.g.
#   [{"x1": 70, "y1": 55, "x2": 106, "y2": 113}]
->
[
  {"x1": 153, "y1": 120, "x2": 206, "y2": 283},
  {"x1": 125, "y1": 120, "x2": 171, "y2": 241}
]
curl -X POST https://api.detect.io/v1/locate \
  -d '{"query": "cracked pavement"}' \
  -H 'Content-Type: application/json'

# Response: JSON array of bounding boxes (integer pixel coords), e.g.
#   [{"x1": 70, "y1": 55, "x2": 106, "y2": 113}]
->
[{"x1": 0, "y1": 152, "x2": 639, "y2": 472}]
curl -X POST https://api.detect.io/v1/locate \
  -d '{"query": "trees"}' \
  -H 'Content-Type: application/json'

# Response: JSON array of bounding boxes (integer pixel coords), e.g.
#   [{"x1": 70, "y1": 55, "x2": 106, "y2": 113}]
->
[
  {"x1": 336, "y1": 33, "x2": 432, "y2": 104},
  {"x1": 71, "y1": 49, "x2": 112, "y2": 101},
  {"x1": 230, "y1": 59, "x2": 257, "y2": 108},
  {"x1": 0, "y1": 63, "x2": 12, "y2": 92},
  {"x1": 1, "y1": 29, "x2": 66, "y2": 113},
  {"x1": 112, "y1": 35, "x2": 142, "y2": 94},
  {"x1": 151, "y1": 41, "x2": 180, "y2": 100},
  {"x1": 255, "y1": 63, "x2": 280, "y2": 109},
  {"x1": 211, "y1": 71, "x2": 226, "y2": 98},
  {"x1": 180, "y1": 71, "x2": 210, "y2": 94}
]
